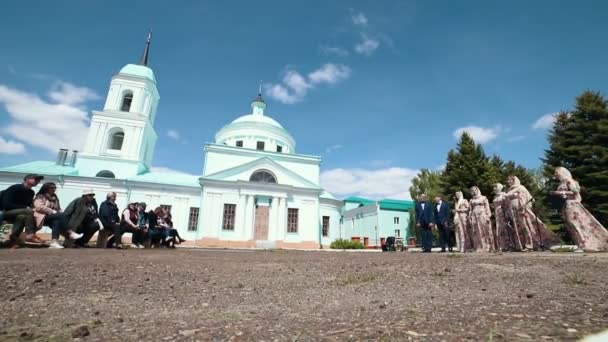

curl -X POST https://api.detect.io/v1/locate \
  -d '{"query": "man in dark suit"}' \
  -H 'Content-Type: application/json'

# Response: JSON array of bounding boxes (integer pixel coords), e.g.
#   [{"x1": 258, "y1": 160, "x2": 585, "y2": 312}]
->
[
  {"x1": 433, "y1": 194, "x2": 452, "y2": 252},
  {"x1": 415, "y1": 193, "x2": 435, "y2": 252}
]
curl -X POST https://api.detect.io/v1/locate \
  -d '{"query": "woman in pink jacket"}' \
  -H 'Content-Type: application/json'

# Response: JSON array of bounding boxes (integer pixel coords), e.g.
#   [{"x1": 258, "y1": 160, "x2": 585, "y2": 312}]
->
[{"x1": 33, "y1": 182, "x2": 82, "y2": 249}]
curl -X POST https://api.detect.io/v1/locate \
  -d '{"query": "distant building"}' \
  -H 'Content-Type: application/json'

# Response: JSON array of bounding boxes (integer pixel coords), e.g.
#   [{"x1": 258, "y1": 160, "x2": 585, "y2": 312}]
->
[
  {"x1": 0, "y1": 34, "x2": 343, "y2": 249},
  {"x1": 341, "y1": 196, "x2": 414, "y2": 248}
]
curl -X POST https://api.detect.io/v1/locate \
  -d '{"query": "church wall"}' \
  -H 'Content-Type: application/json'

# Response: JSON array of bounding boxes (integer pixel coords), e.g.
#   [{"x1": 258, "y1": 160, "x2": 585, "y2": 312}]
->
[{"x1": 319, "y1": 201, "x2": 343, "y2": 247}]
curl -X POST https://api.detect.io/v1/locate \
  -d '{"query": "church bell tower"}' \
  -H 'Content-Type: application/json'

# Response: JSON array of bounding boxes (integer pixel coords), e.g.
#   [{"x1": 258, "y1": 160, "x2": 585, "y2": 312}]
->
[{"x1": 76, "y1": 32, "x2": 159, "y2": 179}]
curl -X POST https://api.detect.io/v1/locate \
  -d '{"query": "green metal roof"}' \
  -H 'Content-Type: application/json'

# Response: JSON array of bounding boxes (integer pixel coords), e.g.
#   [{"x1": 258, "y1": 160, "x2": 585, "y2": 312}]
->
[
  {"x1": 0, "y1": 161, "x2": 79, "y2": 176},
  {"x1": 320, "y1": 191, "x2": 336, "y2": 200},
  {"x1": 343, "y1": 196, "x2": 375, "y2": 206},
  {"x1": 119, "y1": 64, "x2": 156, "y2": 82},
  {"x1": 378, "y1": 199, "x2": 415, "y2": 211}
]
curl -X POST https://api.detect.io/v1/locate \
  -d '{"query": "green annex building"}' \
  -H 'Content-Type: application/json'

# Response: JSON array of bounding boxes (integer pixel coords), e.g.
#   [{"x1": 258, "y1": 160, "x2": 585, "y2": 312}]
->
[{"x1": 341, "y1": 196, "x2": 415, "y2": 248}]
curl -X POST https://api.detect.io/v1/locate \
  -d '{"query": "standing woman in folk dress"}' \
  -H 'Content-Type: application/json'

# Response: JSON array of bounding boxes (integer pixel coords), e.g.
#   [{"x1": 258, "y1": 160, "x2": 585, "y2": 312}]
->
[
  {"x1": 453, "y1": 191, "x2": 472, "y2": 252},
  {"x1": 469, "y1": 186, "x2": 495, "y2": 252},
  {"x1": 551, "y1": 167, "x2": 608, "y2": 252},
  {"x1": 492, "y1": 183, "x2": 514, "y2": 251}
]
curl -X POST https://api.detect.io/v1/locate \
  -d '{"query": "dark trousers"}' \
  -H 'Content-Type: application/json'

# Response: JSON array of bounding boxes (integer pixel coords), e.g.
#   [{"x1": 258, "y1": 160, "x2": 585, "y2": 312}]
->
[
  {"x1": 119, "y1": 225, "x2": 148, "y2": 245},
  {"x1": 104, "y1": 223, "x2": 122, "y2": 248},
  {"x1": 3, "y1": 208, "x2": 35, "y2": 240},
  {"x1": 44, "y1": 213, "x2": 68, "y2": 240},
  {"x1": 74, "y1": 220, "x2": 100, "y2": 246},
  {"x1": 420, "y1": 224, "x2": 433, "y2": 251},
  {"x1": 437, "y1": 223, "x2": 453, "y2": 251}
]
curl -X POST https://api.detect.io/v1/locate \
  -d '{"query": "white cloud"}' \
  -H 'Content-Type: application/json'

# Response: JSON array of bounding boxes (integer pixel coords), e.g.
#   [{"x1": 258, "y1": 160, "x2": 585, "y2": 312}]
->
[
  {"x1": 532, "y1": 113, "x2": 557, "y2": 130},
  {"x1": 325, "y1": 144, "x2": 343, "y2": 153},
  {"x1": 150, "y1": 166, "x2": 198, "y2": 177},
  {"x1": 355, "y1": 34, "x2": 380, "y2": 56},
  {"x1": 453, "y1": 125, "x2": 500, "y2": 144},
  {"x1": 48, "y1": 81, "x2": 100, "y2": 105},
  {"x1": 308, "y1": 64, "x2": 351, "y2": 85},
  {"x1": 319, "y1": 46, "x2": 349, "y2": 57},
  {"x1": 266, "y1": 84, "x2": 302, "y2": 104},
  {"x1": 351, "y1": 12, "x2": 368, "y2": 26},
  {"x1": 0, "y1": 135, "x2": 26, "y2": 155},
  {"x1": 167, "y1": 129, "x2": 180, "y2": 140},
  {"x1": 0, "y1": 82, "x2": 99, "y2": 153},
  {"x1": 321, "y1": 167, "x2": 419, "y2": 200},
  {"x1": 265, "y1": 64, "x2": 351, "y2": 104}
]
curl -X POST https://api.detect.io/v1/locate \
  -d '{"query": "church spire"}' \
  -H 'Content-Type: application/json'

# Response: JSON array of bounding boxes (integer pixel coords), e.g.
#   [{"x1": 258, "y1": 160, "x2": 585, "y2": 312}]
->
[
  {"x1": 139, "y1": 30, "x2": 152, "y2": 66},
  {"x1": 255, "y1": 81, "x2": 264, "y2": 103},
  {"x1": 251, "y1": 81, "x2": 266, "y2": 115}
]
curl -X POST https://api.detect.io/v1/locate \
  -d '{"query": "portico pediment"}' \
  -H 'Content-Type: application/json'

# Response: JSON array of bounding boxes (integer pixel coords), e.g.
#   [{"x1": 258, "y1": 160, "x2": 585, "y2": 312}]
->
[{"x1": 201, "y1": 157, "x2": 319, "y2": 189}]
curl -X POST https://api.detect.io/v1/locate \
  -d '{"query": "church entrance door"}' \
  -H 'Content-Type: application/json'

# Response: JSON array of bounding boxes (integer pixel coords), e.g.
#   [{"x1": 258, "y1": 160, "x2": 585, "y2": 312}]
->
[{"x1": 254, "y1": 206, "x2": 269, "y2": 240}]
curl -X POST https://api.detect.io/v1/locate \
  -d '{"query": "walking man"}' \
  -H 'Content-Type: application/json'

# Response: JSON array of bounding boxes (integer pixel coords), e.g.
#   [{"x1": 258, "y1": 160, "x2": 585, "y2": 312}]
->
[{"x1": 415, "y1": 193, "x2": 435, "y2": 253}]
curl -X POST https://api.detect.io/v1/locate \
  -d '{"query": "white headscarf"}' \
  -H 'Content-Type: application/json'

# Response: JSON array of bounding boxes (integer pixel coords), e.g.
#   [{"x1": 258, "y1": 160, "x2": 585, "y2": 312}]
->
[{"x1": 555, "y1": 167, "x2": 572, "y2": 182}]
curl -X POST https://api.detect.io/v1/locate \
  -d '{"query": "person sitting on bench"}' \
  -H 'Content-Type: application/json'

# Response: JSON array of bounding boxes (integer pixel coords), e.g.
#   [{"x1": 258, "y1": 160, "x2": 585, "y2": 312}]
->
[
  {"x1": 99, "y1": 192, "x2": 121, "y2": 248},
  {"x1": 64, "y1": 189, "x2": 101, "y2": 247},
  {"x1": 0, "y1": 174, "x2": 43, "y2": 245},
  {"x1": 33, "y1": 182, "x2": 83, "y2": 249}
]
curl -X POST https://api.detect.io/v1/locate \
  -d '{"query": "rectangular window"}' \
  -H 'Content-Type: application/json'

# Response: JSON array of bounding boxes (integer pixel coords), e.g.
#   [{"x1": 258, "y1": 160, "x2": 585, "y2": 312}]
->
[
  {"x1": 322, "y1": 216, "x2": 330, "y2": 237},
  {"x1": 188, "y1": 207, "x2": 199, "y2": 231},
  {"x1": 236, "y1": 140, "x2": 243, "y2": 147},
  {"x1": 222, "y1": 204, "x2": 236, "y2": 231},
  {"x1": 276, "y1": 145, "x2": 283, "y2": 153},
  {"x1": 394, "y1": 217, "x2": 400, "y2": 225},
  {"x1": 256, "y1": 141, "x2": 265, "y2": 151},
  {"x1": 287, "y1": 208, "x2": 299, "y2": 233},
  {"x1": 160, "y1": 204, "x2": 172, "y2": 213}
]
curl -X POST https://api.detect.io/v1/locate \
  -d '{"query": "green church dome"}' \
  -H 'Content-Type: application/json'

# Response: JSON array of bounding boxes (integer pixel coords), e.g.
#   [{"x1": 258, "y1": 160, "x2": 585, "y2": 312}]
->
[{"x1": 119, "y1": 64, "x2": 156, "y2": 82}]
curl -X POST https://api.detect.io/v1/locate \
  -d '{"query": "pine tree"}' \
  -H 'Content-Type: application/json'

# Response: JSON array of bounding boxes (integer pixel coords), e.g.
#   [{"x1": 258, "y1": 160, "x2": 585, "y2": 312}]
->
[
  {"x1": 542, "y1": 90, "x2": 608, "y2": 225},
  {"x1": 409, "y1": 169, "x2": 443, "y2": 200},
  {"x1": 441, "y1": 132, "x2": 494, "y2": 199}
]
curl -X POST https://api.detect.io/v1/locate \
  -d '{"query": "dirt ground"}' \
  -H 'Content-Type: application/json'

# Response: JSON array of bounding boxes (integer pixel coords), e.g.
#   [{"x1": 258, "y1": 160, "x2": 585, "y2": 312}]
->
[{"x1": 0, "y1": 249, "x2": 607, "y2": 341}]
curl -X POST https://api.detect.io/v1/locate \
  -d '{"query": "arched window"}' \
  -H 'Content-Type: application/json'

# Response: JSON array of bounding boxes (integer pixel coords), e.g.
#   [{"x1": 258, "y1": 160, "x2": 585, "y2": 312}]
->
[
  {"x1": 96, "y1": 170, "x2": 115, "y2": 178},
  {"x1": 121, "y1": 91, "x2": 133, "y2": 112},
  {"x1": 108, "y1": 130, "x2": 125, "y2": 150},
  {"x1": 249, "y1": 170, "x2": 277, "y2": 184}
]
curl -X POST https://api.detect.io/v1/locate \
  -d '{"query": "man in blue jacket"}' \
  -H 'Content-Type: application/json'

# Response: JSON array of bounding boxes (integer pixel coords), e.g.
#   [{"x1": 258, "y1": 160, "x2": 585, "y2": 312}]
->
[
  {"x1": 433, "y1": 194, "x2": 453, "y2": 252},
  {"x1": 415, "y1": 193, "x2": 435, "y2": 253}
]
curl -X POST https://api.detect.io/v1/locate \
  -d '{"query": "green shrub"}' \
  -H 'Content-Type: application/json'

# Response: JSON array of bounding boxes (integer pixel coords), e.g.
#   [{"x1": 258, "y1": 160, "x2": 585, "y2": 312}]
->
[{"x1": 330, "y1": 239, "x2": 365, "y2": 249}]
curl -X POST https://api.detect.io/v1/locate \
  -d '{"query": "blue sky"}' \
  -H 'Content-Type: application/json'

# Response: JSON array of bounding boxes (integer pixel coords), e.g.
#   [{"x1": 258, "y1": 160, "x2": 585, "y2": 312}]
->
[{"x1": 1, "y1": 0, "x2": 607, "y2": 199}]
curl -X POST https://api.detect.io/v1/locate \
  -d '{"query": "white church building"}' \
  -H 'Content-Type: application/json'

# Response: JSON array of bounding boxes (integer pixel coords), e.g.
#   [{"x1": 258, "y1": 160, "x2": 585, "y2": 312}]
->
[{"x1": 0, "y1": 35, "x2": 343, "y2": 249}]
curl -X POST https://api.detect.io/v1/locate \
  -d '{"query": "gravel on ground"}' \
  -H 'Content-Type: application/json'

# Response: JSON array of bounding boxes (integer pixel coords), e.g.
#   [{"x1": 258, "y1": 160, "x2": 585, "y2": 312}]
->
[{"x1": 1, "y1": 249, "x2": 607, "y2": 341}]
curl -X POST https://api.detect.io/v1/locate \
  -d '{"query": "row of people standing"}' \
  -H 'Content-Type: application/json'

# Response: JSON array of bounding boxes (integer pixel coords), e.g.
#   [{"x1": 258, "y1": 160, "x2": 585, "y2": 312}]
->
[
  {"x1": 414, "y1": 193, "x2": 453, "y2": 253},
  {"x1": 0, "y1": 174, "x2": 185, "y2": 249},
  {"x1": 452, "y1": 170, "x2": 608, "y2": 253},
  {"x1": 453, "y1": 175, "x2": 559, "y2": 253}
]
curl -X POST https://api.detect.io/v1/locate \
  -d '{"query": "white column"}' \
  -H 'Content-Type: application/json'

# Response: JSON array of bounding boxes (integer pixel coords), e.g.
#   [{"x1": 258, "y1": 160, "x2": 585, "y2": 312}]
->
[
  {"x1": 235, "y1": 194, "x2": 246, "y2": 239},
  {"x1": 244, "y1": 195, "x2": 252, "y2": 239},
  {"x1": 268, "y1": 197, "x2": 277, "y2": 241},
  {"x1": 279, "y1": 197, "x2": 288, "y2": 240}
]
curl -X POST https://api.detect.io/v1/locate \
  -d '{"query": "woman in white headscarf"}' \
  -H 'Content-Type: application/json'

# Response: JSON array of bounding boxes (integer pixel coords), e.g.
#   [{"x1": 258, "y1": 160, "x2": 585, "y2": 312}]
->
[
  {"x1": 469, "y1": 186, "x2": 494, "y2": 252},
  {"x1": 551, "y1": 167, "x2": 608, "y2": 252},
  {"x1": 506, "y1": 175, "x2": 559, "y2": 250},
  {"x1": 492, "y1": 183, "x2": 514, "y2": 251},
  {"x1": 453, "y1": 191, "x2": 472, "y2": 252}
]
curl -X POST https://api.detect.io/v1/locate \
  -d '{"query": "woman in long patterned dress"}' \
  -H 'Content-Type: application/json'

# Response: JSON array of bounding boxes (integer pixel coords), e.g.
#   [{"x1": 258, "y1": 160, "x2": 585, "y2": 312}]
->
[
  {"x1": 506, "y1": 176, "x2": 559, "y2": 251},
  {"x1": 469, "y1": 186, "x2": 495, "y2": 252},
  {"x1": 453, "y1": 191, "x2": 472, "y2": 252},
  {"x1": 492, "y1": 183, "x2": 514, "y2": 251},
  {"x1": 551, "y1": 167, "x2": 608, "y2": 252}
]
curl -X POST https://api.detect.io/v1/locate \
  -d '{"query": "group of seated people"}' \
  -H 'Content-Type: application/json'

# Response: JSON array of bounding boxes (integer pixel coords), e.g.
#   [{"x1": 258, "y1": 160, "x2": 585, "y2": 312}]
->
[{"x1": 0, "y1": 174, "x2": 186, "y2": 249}]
